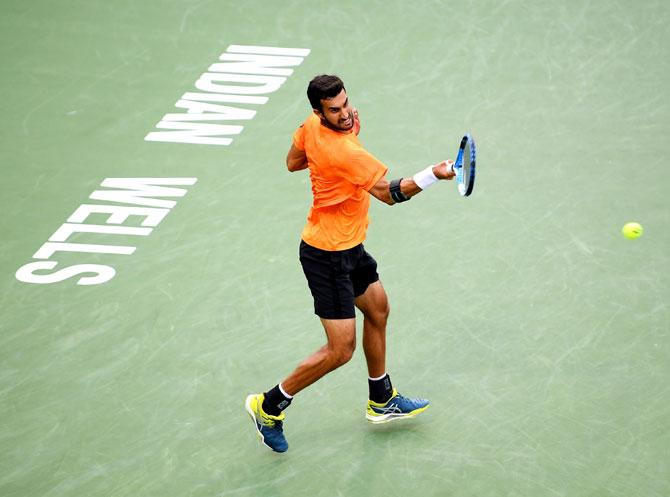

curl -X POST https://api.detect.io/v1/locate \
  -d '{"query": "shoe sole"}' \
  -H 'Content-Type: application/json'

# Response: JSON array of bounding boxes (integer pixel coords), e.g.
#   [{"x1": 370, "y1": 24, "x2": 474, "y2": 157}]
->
[{"x1": 366, "y1": 404, "x2": 430, "y2": 424}]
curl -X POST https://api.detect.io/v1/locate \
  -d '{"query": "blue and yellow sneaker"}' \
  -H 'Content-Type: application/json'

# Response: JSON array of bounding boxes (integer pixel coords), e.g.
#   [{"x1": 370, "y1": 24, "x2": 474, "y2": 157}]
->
[
  {"x1": 245, "y1": 393, "x2": 288, "y2": 453},
  {"x1": 366, "y1": 388, "x2": 430, "y2": 424}
]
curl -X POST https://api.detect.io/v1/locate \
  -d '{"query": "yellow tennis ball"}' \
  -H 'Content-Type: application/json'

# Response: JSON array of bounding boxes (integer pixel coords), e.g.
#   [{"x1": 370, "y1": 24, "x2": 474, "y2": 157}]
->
[{"x1": 622, "y1": 222, "x2": 643, "y2": 239}]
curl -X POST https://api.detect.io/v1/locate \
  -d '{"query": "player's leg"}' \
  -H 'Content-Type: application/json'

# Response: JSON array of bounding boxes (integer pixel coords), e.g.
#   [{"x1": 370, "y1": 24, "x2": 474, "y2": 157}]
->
[
  {"x1": 352, "y1": 249, "x2": 430, "y2": 424},
  {"x1": 354, "y1": 280, "x2": 389, "y2": 378},
  {"x1": 354, "y1": 279, "x2": 396, "y2": 405},
  {"x1": 246, "y1": 241, "x2": 358, "y2": 452},
  {"x1": 280, "y1": 317, "x2": 356, "y2": 395},
  {"x1": 283, "y1": 241, "x2": 359, "y2": 394},
  {"x1": 245, "y1": 318, "x2": 356, "y2": 453}
]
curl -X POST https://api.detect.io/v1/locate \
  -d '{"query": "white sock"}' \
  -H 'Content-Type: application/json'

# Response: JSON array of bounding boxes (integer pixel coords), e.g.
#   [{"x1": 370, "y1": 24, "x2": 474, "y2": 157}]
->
[{"x1": 278, "y1": 383, "x2": 293, "y2": 399}]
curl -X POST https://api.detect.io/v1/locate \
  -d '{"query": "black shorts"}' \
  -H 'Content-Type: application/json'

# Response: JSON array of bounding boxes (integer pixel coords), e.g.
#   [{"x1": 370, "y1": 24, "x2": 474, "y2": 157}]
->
[{"x1": 299, "y1": 240, "x2": 380, "y2": 319}]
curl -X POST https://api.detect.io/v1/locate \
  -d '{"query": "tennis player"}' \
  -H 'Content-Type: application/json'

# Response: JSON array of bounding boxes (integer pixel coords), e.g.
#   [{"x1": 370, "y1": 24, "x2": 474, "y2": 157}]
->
[{"x1": 246, "y1": 75, "x2": 455, "y2": 452}]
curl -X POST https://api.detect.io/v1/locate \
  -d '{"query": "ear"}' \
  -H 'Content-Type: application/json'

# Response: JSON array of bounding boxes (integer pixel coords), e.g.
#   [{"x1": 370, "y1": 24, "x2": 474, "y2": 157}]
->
[{"x1": 312, "y1": 108, "x2": 324, "y2": 120}]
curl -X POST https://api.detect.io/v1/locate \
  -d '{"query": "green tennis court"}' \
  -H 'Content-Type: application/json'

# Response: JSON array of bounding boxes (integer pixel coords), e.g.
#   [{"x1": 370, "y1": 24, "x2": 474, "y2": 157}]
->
[{"x1": 2, "y1": 1, "x2": 668, "y2": 496}]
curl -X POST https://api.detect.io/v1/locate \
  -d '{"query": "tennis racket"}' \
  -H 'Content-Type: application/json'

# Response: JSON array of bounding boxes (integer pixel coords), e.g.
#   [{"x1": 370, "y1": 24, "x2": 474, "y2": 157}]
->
[{"x1": 450, "y1": 134, "x2": 476, "y2": 196}]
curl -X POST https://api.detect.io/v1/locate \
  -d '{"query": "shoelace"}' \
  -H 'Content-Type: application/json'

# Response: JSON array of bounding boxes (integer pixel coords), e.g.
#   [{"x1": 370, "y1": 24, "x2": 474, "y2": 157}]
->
[
  {"x1": 372, "y1": 394, "x2": 423, "y2": 414},
  {"x1": 396, "y1": 394, "x2": 425, "y2": 409},
  {"x1": 258, "y1": 408, "x2": 283, "y2": 429}
]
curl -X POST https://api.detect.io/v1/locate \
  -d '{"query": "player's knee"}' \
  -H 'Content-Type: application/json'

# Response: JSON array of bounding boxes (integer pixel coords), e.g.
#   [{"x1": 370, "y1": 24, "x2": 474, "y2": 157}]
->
[
  {"x1": 340, "y1": 339, "x2": 356, "y2": 364},
  {"x1": 375, "y1": 287, "x2": 391, "y2": 321},
  {"x1": 367, "y1": 301, "x2": 390, "y2": 327},
  {"x1": 330, "y1": 340, "x2": 355, "y2": 367},
  {"x1": 381, "y1": 301, "x2": 390, "y2": 321}
]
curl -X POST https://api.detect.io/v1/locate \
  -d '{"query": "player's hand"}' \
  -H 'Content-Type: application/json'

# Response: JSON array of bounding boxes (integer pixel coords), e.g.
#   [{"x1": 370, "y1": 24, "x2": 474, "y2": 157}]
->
[
  {"x1": 433, "y1": 160, "x2": 456, "y2": 180},
  {"x1": 352, "y1": 108, "x2": 360, "y2": 135}
]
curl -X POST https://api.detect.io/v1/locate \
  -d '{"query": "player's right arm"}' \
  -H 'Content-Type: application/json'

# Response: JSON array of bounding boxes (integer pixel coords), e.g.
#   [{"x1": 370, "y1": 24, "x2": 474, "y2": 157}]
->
[
  {"x1": 368, "y1": 161, "x2": 455, "y2": 205},
  {"x1": 286, "y1": 143, "x2": 308, "y2": 172}
]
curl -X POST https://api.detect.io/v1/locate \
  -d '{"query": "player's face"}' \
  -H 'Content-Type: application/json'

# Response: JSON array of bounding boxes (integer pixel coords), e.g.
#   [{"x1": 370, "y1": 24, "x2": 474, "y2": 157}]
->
[{"x1": 317, "y1": 89, "x2": 354, "y2": 132}]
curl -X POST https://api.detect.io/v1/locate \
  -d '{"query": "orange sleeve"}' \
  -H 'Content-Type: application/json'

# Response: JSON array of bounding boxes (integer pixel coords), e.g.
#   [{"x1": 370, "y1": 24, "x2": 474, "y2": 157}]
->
[
  {"x1": 292, "y1": 124, "x2": 305, "y2": 151},
  {"x1": 336, "y1": 144, "x2": 388, "y2": 191}
]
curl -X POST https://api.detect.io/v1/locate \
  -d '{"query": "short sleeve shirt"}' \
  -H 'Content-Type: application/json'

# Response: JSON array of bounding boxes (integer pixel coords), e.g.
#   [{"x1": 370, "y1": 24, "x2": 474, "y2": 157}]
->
[{"x1": 293, "y1": 113, "x2": 388, "y2": 251}]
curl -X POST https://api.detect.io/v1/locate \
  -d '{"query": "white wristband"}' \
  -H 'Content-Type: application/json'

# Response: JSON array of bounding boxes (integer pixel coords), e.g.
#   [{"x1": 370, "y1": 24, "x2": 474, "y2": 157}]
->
[{"x1": 413, "y1": 165, "x2": 439, "y2": 190}]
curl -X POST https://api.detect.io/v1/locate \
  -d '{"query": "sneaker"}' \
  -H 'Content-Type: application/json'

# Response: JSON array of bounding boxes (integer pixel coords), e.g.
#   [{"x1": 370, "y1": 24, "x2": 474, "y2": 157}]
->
[
  {"x1": 245, "y1": 393, "x2": 288, "y2": 453},
  {"x1": 366, "y1": 388, "x2": 430, "y2": 424}
]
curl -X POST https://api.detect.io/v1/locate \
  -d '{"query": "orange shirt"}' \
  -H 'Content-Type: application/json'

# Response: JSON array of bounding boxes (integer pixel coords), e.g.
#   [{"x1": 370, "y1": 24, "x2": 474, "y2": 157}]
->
[{"x1": 293, "y1": 113, "x2": 388, "y2": 251}]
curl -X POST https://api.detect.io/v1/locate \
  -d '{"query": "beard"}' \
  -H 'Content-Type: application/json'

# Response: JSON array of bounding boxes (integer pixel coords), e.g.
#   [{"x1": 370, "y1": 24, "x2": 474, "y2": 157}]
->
[
  {"x1": 338, "y1": 113, "x2": 354, "y2": 130},
  {"x1": 321, "y1": 112, "x2": 354, "y2": 132}
]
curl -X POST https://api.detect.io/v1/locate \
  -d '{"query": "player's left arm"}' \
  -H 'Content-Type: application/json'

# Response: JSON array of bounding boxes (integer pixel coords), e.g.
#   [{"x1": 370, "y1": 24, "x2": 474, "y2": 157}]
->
[
  {"x1": 368, "y1": 161, "x2": 455, "y2": 205},
  {"x1": 286, "y1": 143, "x2": 308, "y2": 172}
]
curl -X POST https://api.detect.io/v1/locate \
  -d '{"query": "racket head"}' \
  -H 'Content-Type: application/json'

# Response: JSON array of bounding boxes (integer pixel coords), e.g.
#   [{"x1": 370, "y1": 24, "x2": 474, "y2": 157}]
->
[{"x1": 456, "y1": 134, "x2": 476, "y2": 196}]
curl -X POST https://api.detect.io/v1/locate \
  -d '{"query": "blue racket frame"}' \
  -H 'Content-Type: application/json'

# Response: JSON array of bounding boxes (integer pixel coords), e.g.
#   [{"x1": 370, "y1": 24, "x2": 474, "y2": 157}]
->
[{"x1": 453, "y1": 134, "x2": 476, "y2": 197}]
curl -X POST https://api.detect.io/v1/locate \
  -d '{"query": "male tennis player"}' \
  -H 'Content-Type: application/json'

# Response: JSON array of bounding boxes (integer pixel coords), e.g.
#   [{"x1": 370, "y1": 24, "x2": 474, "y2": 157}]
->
[{"x1": 246, "y1": 75, "x2": 455, "y2": 452}]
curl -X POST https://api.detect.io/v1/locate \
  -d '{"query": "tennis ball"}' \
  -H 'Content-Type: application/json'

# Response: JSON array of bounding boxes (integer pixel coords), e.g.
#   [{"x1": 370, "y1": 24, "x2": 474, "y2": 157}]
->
[{"x1": 622, "y1": 222, "x2": 643, "y2": 239}]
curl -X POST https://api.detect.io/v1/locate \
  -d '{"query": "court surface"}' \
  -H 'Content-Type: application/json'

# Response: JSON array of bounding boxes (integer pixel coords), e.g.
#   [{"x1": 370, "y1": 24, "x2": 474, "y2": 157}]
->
[{"x1": 1, "y1": 1, "x2": 669, "y2": 496}]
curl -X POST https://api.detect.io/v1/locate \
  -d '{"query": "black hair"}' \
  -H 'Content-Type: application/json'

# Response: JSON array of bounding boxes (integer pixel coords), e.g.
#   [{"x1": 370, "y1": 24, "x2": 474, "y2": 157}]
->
[{"x1": 307, "y1": 75, "x2": 345, "y2": 112}]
